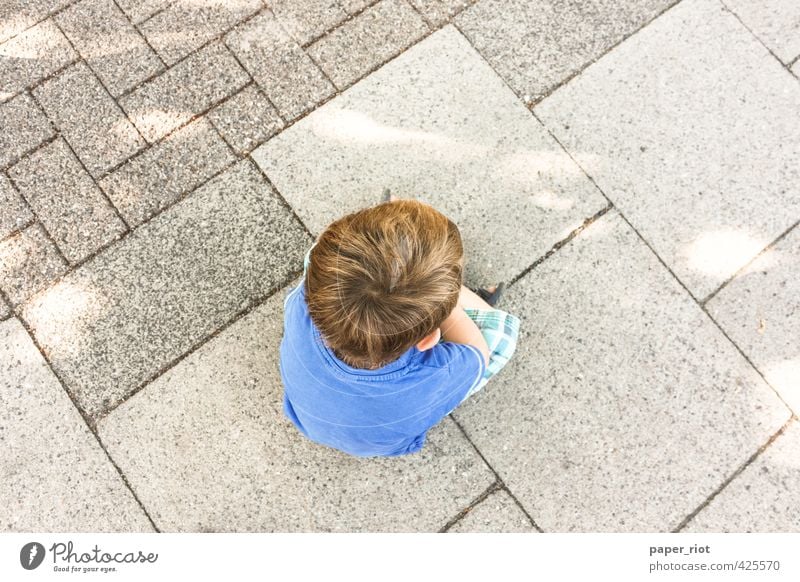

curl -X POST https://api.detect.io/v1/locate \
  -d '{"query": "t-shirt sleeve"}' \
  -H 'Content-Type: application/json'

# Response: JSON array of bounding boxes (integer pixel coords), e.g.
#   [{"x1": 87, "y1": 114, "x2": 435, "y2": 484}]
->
[{"x1": 418, "y1": 341, "x2": 487, "y2": 425}]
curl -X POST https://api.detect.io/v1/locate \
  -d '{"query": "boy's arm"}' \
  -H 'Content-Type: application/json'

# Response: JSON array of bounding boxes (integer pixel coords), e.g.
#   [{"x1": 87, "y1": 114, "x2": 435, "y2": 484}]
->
[{"x1": 440, "y1": 307, "x2": 490, "y2": 366}]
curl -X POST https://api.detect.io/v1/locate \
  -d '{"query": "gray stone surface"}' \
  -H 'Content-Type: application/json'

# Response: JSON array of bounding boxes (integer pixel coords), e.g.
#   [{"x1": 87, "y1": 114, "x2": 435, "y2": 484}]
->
[
  {"x1": 0, "y1": 174, "x2": 33, "y2": 240},
  {"x1": 207, "y1": 85, "x2": 284, "y2": 154},
  {"x1": 0, "y1": 296, "x2": 9, "y2": 319},
  {"x1": 115, "y1": 0, "x2": 172, "y2": 24},
  {"x1": 0, "y1": 0, "x2": 73, "y2": 44},
  {"x1": 119, "y1": 42, "x2": 249, "y2": 143},
  {"x1": 0, "y1": 224, "x2": 67, "y2": 305},
  {"x1": 100, "y1": 118, "x2": 236, "y2": 226},
  {"x1": 0, "y1": 92, "x2": 55, "y2": 168},
  {"x1": 34, "y1": 62, "x2": 145, "y2": 177},
  {"x1": 706, "y1": 225, "x2": 800, "y2": 416},
  {"x1": 455, "y1": 0, "x2": 673, "y2": 101},
  {"x1": 97, "y1": 289, "x2": 495, "y2": 532},
  {"x1": 56, "y1": 0, "x2": 163, "y2": 97},
  {"x1": 0, "y1": 19, "x2": 76, "y2": 103},
  {"x1": 452, "y1": 211, "x2": 791, "y2": 532},
  {"x1": 225, "y1": 11, "x2": 335, "y2": 120},
  {"x1": 0, "y1": 318, "x2": 153, "y2": 532},
  {"x1": 307, "y1": 0, "x2": 429, "y2": 89},
  {"x1": 270, "y1": 0, "x2": 348, "y2": 45},
  {"x1": 448, "y1": 489, "x2": 535, "y2": 533},
  {"x1": 684, "y1": 421, "x2": 800, "y2": 532},
  {"x1": 724, "y1": 0, "x2": 800, "y2": 64},
  {"x1": 410, "y1": 0, "x2": 470, "y2": 26},
  {"x1": 341, "y1": 0, "x2": 376, "y2": 13},
  {"x1": 139, "y1": 0, "x2": 262, "y2": 65},
  {"x1": 253, "y1": 26, "x2": 606, "y2": 287},
  {"x1": 22, "y1": 161, "x2": 311, "y2": 419},
  {"x1": 9, "y1": 138, "x2": 126, "y2": 263},
  {"x1": 792, "y1": 59, "x2": 799, "y2": 77},
  {"x1": 535, "y1": 0, "x2": 800, "y2": 300}
]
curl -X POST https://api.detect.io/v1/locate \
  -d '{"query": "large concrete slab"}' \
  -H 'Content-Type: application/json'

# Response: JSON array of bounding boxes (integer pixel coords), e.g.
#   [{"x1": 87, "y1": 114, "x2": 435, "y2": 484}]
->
[
  {"x1": 252, "y1": 26, "x2": 607, "y2": 287},
  {"x1": 0, "y1": 318, "x2": 152, "y2": 532},
  {"x1": 452, "y1": 211, "x2": 791, "y2": 532},
  {"x1": 22, "y1": 161, "x2": 311, "y2": 419},
  {"x1": 455, "y1": 0, "x2": 674, "y2": 101},
  {"x1": 448, "y1": 489, "x2": 535, "y2": 533},
  {"x1": 97, "y1": 289, "x2": 495, "y2": 532},
  {"x1": 706, "y1": 225, "x2": 800, "y2": 416},
  {"x1": 724, "y1": 0, "x2": 800, "y2": 64},
  {"x1": 684, "y1": 421, "x2": 800, "y2": 532},
  {"x1": 0, "y1": 223, "x2": 67, "y2": 305},
  {"x1": 535, "y1": 0, "x2": 800, "y2": 300}
]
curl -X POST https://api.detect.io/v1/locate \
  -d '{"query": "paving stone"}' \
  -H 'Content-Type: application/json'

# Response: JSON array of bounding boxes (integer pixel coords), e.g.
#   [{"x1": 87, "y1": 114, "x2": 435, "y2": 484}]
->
[
  {"x1": 684, "y1": 421, "x2": 800, "y2": 532},
  {"x1": 724, "y1": 0, "x2": 800, "y2": 64},
  {"x1": 119, "y1": 42, "x2": 249, "y2": 143},
  {"x1": 207, "y1": 84, "x2": 283, "y2": 155},
  {"x1": 0, "y1": 19, "x2": 76, "y2": 102},
  {"x1": 139, "y1": 0, "x2": 263, "y2": 66},
  {"x1": 340, "y1": 0, "x2": 376, "y2": 13},
  {"x1": 0, "y1": 318, "x2": 153, "y2": 532},
  {"x1": 225, "y1": 11, "x2": 335, "y2": 120},
  {"x1": 115, "y1": 0, "x2": 172, "y2": 24},
  {"x1": 0, "y1": 0, "x2": 73, "y2": 44},
  {"x1": 55, "y1": 0, "x2": 163, "y2": 97},
  {"x1": 706, "y1": 225, "x2": 800, "y2": 416},
  {"x1": 307, "y1": 0, "x2": 429, "y2": 89},
  {"x1": 409, "y1": 0, "x2": 470, "y2": 26},
  {"x1": 22, "y1": 160, "x2": 311, "y2": 419},
  {"x1": 0, "y1": 92, "x2": 55, "y2": 168},
  {"x1": 448, "y1": 489, "x2": 535, "y2": 533},
  {"x1": 0, "y1": 296, "x2": 9, "y2": 319},
  {"x1": 97, "y1": 289, "x2": 495, "y2": 532},
  {"x1": 253, "y1": 26, "x2": 606, "y2": 286},
  {"x1": 534, "y1": 0, "x2": 800, "y2": 300},
  {"x1": 270, "y1": 0, "x2": 348, "y2": 45},
  {"x1": 455, "y1": 0, "x2": 673, "y2": 101},
  {"x1": 452, "y1": 211, "x2": 791, "y2": 532},
  {"x1": 792, "y1": 59, "x2": 800, "y2": 77},
  {"x1": 34, "y1": 62, "x2": 146, "y2": 177},
  {"x1": 100, "y1": 118, "x2": 236, "y2": 226},
  {"x1": 0, "y1": 174, "x2": 33, "y2": 239},
  {"x1": 8, "y1": 138, "x2": 126, "y2": 264},
  {"x1": 0, "y1": 223, "x2": 67, "y2": 305}
]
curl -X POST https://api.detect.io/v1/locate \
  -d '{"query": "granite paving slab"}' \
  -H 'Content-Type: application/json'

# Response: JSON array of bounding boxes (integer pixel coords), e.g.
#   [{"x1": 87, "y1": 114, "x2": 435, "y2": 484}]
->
[
  {"x1": 792, "y1": 59, "x2": 799, "y2": 76},
  {"x1": 33, "y1": 62, "x2": 146, "y2": 177},
  {"x1": 55, "y1": 0, "x2": 163, "y2": 97},
  {"x1": 252, "y1": 26, "x2": 607, "y2": 287},
  {"x1": 97, "y1": 289, "x2": 495, "y2": 532},
  {"x1": 225, "y1": 11, "x2": 335, "y2": 120},
  {"x1": 0, "y1": 173, "x2": 33, "y2": 240},
  {"x1": 684, "y1": 421, "x2": 800, "y2": 532},
  {"x1": 115, "y1": 0, "x2": 172, "y2": 24},
  {"x1": 535, "y1": 0, "x2": 800, "y2": 300},
  {"x1": 0, "y1": 224, "x2": 67, "y2": 305},
  {"x1": 270, "y1": 0, "x2": 348, "y2": 46},
  {"x1": 410, "y1": 0, "x2": 470, "y2": 27},
  {"x1": 723, "y1": 0, "x2": 800, "y2": 64},
  {"x1": 0, "y1": 0, "x2": 74, "y2": 44},
  {"x1": 119, "y1": 42, "x2": 249, "y2": 143},
  {"x1": 452, "y1": 211, "x2": 791, "y2": 532},
  {"x1": 706, "y1": 225, "x2": 800, "y2": 416},
  {"x1": 341, "y1": 0, "x2": 376, "y2": 13},
  {"x1": 207, "y1": 85, "x2": 284, "y2": 155},
  {"x1": 0, "y1": 19, "x2": 76, "y2": 102},
  {"x1": 8, "y1": 137, "x2": 126, "y2": 263},
  {"x1": 139, "y1": 0, "x2": 262, "y2": 66},
  {"x1": 0, "y1": 318, "x2": 153, "y2": 532},
  {"x1": 307, "y1": 0, "x2": 429, "y2": 89},
  {"x1": 448, "y1": 489, "x2": 535, "y2": 533},
  {"x1": 99, "y1": 117, "x2": 236, "y2": 226},
  {"x1": 22, "y1": 160, "x2": 310, "y2": 419},
  {"x1": 0, "y1": 92, "x2": 55, "y2": 169},
  {"x1": 455, "y1": 0, "x2": 674, "y2": 101},
  {"x1": 0, "y1": 296, "x2": 9, "y2": 319}
]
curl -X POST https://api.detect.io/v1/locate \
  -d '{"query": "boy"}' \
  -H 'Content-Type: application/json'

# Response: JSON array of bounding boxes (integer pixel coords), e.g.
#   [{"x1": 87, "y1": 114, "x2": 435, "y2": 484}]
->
[{"x1": 280, "y1": 198, "x2": 520, "y2": 457}]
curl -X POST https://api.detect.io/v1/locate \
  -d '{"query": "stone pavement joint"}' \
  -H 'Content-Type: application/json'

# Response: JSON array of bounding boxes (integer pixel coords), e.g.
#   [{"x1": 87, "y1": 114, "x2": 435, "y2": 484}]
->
[{"x1": 438, "y1": 481, "x2": 502, "y2": 532}]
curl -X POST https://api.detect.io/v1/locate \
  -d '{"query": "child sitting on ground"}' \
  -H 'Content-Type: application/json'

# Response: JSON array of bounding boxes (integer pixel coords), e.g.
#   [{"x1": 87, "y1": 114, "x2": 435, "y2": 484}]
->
[{"x1": 279, "y1": 197, "x2": 520, "y2": 457}]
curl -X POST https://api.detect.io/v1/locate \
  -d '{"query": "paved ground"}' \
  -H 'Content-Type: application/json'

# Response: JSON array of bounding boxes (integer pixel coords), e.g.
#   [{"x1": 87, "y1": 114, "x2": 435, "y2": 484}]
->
[{"x1": 1, "y1": 0, "x2": 799, "y2": 532}]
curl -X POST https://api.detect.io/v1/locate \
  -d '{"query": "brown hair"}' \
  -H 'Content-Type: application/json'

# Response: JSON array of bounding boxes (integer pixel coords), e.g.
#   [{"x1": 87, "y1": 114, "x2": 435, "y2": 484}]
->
[{"x1": 305, "y1": 199, "x2": 464, "y2": 369}]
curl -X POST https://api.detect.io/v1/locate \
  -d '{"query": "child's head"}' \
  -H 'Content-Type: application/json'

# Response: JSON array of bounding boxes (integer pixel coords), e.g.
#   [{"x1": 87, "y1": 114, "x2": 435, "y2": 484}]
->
[{"x1": 305, "y1": 199, "x2": 464, "y2": 370}]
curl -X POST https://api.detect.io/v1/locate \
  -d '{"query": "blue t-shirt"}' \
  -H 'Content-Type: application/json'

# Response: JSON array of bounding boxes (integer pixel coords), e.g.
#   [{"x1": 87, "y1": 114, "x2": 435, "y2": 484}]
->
[{"x1": 279, "y1": 279, "x2": 486, "y2": 457}]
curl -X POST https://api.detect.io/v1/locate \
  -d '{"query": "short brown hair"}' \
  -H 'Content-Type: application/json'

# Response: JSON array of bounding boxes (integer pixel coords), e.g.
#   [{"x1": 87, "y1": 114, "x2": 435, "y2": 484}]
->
[{"x1": 305, "y1": 199, "x2": 464, "y2": 369}]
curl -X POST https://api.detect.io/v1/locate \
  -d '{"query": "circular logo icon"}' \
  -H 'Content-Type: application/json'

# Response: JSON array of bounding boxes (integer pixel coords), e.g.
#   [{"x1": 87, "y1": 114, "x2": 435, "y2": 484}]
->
[{"x1": 20, "y1": 542, "x2": 45, "y2": 570}]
